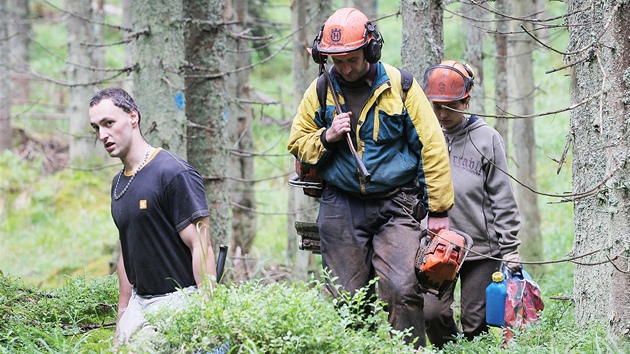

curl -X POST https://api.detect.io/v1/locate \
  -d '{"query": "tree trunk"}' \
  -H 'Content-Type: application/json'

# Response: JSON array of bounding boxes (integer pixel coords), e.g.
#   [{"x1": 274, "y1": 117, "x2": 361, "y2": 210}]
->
[
  {"x1": 508, "y1": 0, "x2": 543, "y2": 276},
  {"x1": 569, "y1": 0, "x2": 630, "y2": 337},
  {"x1": 65, "y1": 0, "x2": 104, "y2": 166},
  {"x1": 0, "y1": 0, "x2": 11, "y2": 151},
  {"x1": 184, "y1": 0, "x2": 230, "y2": 249},
  {"x1": 132, "y1": 0, "x2": 187, "y2": 157},
  {"x1": 121, "y1": 0, "x2": 134, "y2": 94},
  {"x1": 288, "y1": 0, "x2": 330, "y2": 279},
  {"x1": 462, "y1": 0, "x2": 486, "y2": 116},
  {"x1": 8, "y1": 0, "x2": 30, "y2": 105},
  {"x1": 400, "y1": 0, "x2": 443, "y2": 78},
  {"x1": 224, "y1": 0, "x2": 256, "y2": 256},
  {"x1": 493, "y1": 0, "x2": 509, "y2": 154}
]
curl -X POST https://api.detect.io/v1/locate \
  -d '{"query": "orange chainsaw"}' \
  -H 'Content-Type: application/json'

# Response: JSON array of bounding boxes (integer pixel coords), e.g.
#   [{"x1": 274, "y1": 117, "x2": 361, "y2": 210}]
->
[
  {"x1": 288, "y1": 159, "x2": 324, "y2": 198},
  {"x1": 415, "y1": 228, "x2": 473, "y2": 299}
]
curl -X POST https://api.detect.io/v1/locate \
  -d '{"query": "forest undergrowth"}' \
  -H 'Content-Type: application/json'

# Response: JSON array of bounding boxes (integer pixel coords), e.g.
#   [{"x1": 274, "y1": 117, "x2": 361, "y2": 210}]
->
[{"x1": 1, "y1": 270, "x2": 628, "y2": 353}]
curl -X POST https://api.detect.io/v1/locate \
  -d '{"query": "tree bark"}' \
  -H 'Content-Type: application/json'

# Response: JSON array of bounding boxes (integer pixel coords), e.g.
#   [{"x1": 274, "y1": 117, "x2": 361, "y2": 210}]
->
[
  {"x1": 0, "y1": 0, "x2": 11, "y2": 151},
  {"x1": 65, "y1": 0, "x2": 104, "y2": 166},
  {"x1": 508, "y1": 0, "x2": 543, "y2": 276},
  {"x1": 224, "y1": 0, "x2": 256, "y2": 256},
  {"x1": 8, "y1": 0, "x2": 30, "y2": 104},
  {"x1": 121, "y1": 0, "x2": 134, "y2": 94},
  {"x1": 132, "y1": 0, "x2": 187, "y2": 156},
  {"x1": 400, "y1": 0, "x2": 443, "y2": 78},
  {"x1": 493, "y1": 0, "x2": 509, "y2": 154},
  {"x1": 569, "y1": 0, "x2": 630, "y2": 337},
  {"x1": 288, "y1": 0, "x2": 330, "y2": 278},
  {"x1": 462, "y1": 0, "x2": 486, "y2": 116},
  {"x1": 184, "y1": 0, "x2": 230, "y2": 249}
]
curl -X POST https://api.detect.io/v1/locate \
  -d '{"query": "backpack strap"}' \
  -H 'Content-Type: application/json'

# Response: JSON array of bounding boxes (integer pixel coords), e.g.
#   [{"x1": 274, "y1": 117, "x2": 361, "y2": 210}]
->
[
  {"x1": 315, "y1": 67, "x2": 414, "y2": 111},
  {"x1": 316, "y1": 73, "x2": 328, "y2": 114},
  {"x1": 399, "y1": 68, "x2": 413, "y2": 104}
]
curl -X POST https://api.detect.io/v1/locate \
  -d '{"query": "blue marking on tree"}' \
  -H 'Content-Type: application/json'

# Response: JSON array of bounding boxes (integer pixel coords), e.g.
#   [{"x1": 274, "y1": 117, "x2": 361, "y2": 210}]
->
[{"x1": 175, "y1": 93, "x2": 185, "y2": 110}]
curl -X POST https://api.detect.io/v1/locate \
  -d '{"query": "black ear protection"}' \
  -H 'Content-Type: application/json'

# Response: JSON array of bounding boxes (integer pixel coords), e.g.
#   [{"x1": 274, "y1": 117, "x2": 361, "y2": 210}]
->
[
  {"x1": 461, "y1": 62, "x2": 475, "y2": 93},
  {"x1": 311, "y1": 24, "x2": 327, "y2": 64},
  {"x1": 363, "y1": 22, "x2": 383, "y2": 64},
  {"x1": 311, "y1": 22, "x2": 384, "y2": 65}
]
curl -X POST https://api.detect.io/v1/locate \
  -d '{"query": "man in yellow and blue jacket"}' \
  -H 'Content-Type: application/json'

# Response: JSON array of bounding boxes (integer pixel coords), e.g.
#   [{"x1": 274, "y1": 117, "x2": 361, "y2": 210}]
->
[{"x1": 287, "y1": 8, "x2": 453, "y2": 348}]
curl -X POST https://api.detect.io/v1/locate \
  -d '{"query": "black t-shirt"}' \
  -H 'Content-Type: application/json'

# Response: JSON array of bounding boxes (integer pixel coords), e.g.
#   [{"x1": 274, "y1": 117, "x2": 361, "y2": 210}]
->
[{"x1": 111, "y1": 149, "x2": 210, "y2": 296}]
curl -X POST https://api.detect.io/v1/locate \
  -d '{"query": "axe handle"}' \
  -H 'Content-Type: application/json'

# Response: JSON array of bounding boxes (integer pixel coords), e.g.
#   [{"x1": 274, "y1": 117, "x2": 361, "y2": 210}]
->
[
  {"x1": 216, "y1": 244, "x2": 228, "y2": 283},
  {"x1": 321, "y1": 62, "x2": 371, "y2": 182}
]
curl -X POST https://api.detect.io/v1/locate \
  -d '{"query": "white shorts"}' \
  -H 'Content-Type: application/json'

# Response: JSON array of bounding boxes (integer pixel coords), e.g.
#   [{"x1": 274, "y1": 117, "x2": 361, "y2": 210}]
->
[{"x1": 116, "y1": 286, "x2": 196, "y2": 343}]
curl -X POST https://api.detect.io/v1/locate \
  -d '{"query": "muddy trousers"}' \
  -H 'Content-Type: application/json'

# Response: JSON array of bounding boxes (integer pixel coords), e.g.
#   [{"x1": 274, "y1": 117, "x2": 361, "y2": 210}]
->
[
  {"x1": 318, "y1": 185, "x2": 426, "y2": 348},
  {"x1": 424, "y1": 258, "x2": 501, "y2": 348}
]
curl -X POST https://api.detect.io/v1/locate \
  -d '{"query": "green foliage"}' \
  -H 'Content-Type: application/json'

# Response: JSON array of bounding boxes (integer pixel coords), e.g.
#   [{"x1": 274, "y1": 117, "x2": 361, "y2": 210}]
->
[
  {"x1": 438, "y1": 300, "x2": 629, "y2": 354},
  {"x1": 2, "y1": 273, "x2": 628, "y2": 353},
  {"x1": 0, "y1": 151, "x2": 118, "y2": 287},
  {"x1": 0, "y1": 274, "x2": 118, "y2": 353},
  {"x1": 120, "y1": 277, "x2": 416, "y2": 353}
]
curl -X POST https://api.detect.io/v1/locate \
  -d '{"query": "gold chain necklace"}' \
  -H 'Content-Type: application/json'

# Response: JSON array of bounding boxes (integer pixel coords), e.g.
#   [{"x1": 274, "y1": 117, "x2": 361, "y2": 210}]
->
[{"x1": 113, "y1": 144, "x2": 152, "y2": 201}]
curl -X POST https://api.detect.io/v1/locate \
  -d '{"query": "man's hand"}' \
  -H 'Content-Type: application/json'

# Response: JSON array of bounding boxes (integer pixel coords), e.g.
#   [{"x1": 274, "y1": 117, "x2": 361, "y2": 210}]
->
[
  {"x1": 503, "y1": 250, "x2": 522, "y2": 273},
  {"x1": 325, "y1": 112, "x2": 352, "y2": 143},
  {"x1": 427, "y1": 216, "x2": 449, "y2": 236}
]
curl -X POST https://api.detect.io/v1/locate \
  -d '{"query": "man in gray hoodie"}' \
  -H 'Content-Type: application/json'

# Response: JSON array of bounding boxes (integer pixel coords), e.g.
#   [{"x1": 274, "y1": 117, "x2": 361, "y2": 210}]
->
[{"x1": 421, "y1": 60, "x2": 522, "y2": 348}]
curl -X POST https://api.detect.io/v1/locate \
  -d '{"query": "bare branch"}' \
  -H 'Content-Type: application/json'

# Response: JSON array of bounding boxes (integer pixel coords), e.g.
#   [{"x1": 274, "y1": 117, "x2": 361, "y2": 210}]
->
[
  {"x1": 556, "y1": 132, "x2": 573, "y2": 174},
  {"x1": 161, "y1": 76, "x2": 186, "y2": 91},
  {"x1": 469, "y1": 0, "x2": 591, "y2": 24},
  {"x1": 29, "y1": 66, "x2": 133, "y2": 87},
  {"x1": 448, "y1": 90, "x2": 602, "y2": 120},
  {"x1": 545, "y1": 52, "x2": 592, "y2": 74},
  {"x1": 465, "y1": 132, "x2": 614, "y2": 201},
  {"x1": 81, "y1": 28, "x2": 150, "y2": 48},
  {"x1": 40, "y1": 0, "x2": 132, "y2": 32},
  {"x1": 184, "y1": 36, "x2": 293, "y2": 79},
  {"x1": 202, "y1": 170, "x2": 293, "y2": 183}
]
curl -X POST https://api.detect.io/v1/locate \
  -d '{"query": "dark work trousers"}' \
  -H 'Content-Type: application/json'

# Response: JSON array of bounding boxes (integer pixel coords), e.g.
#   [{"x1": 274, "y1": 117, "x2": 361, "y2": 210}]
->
[
  {"x1": 424, "y1": 258, "x2": 502, "y2": 348},
  {"x1": 318, "y1": 184, "x2": 426, "y2": 348}
]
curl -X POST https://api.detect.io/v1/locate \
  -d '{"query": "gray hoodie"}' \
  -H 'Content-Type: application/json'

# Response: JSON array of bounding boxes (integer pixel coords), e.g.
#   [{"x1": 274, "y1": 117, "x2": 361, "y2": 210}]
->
[{"x1": 443, "y1": 115, "x2": 521, "y2": 261}]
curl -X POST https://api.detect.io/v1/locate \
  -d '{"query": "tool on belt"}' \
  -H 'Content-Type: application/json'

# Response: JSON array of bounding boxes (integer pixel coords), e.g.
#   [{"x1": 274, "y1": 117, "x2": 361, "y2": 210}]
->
[
  {"x1": 415, "y1": 228, "x2": 473, "y2": 299},
  {"x1": 288, "y1": 159, "x2": 324, "y2": 198}
]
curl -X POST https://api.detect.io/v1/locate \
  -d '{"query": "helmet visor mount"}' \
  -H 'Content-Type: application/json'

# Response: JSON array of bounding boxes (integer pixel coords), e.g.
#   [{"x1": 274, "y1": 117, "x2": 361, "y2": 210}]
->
[{"x1": 422, "y1": 64, "x2": 473, "y2": 103}]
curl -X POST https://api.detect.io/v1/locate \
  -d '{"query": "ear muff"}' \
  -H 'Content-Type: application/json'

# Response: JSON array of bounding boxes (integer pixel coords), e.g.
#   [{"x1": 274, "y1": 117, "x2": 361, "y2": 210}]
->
[
  {"x1": 363, "y1": 21, "x2": 383, "y2": 64},
  {"x1": 311, "y1": 24, "x2": 327, "y2": 64},
  {"x1": 461, "y1": 62, "x2": 475, "y2": 93}
]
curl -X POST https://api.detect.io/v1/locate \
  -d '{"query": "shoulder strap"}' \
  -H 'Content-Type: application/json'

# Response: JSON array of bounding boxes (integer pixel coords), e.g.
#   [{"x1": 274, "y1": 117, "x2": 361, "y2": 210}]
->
[
  {"x1": 398, "y1": 68, "x2": 413, "y2": 104},
  {"x1": 316, "y1": 74, "x2": 327, "y2": 114}
]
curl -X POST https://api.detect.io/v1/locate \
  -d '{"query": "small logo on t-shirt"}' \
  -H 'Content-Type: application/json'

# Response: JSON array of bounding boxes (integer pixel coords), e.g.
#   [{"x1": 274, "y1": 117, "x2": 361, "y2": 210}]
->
[{"x1": 139, "y1": 200, "x2": 147, "y2": 209}]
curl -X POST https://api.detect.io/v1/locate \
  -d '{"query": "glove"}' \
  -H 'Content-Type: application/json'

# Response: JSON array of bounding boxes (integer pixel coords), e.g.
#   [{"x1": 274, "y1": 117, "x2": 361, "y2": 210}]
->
[
  {"x1": 411, "y1": 199, "x2": 427, "y2": 222},
  {"x1": 503, "y1": 250, "x2": 522, "y2": 273}
]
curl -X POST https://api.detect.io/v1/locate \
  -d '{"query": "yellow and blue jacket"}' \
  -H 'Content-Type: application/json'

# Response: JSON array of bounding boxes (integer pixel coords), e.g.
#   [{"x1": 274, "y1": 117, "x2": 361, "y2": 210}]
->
[{"x1": 288, "y1": 62, "x2": 453, "y2": 215}]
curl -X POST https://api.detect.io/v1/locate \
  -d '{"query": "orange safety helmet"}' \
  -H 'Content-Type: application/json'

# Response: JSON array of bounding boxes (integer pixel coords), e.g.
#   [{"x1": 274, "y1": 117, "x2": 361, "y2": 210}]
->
[
  {"x1": 422, "y1": 60, "x2": 475, "y2": 102},
  {"x1": 311, "y1": 8, "x2": 383, "y2": 64}
]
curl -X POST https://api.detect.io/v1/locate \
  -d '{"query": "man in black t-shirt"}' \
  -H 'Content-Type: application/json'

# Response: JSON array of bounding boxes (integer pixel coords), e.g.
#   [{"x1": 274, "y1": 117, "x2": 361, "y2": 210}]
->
[{"x1": 89, "y1": 88, "x2": 217, "y2": 344}]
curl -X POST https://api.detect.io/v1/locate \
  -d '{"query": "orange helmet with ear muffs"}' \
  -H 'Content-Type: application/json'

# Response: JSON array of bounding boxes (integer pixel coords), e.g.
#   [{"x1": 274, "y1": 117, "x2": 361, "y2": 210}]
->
[
  {"x1": 311, "y1": 8, "x2": 383, "y2": 64},
  {"x1": 422, "y1": 60, "x2": 475, "y2": 103}
]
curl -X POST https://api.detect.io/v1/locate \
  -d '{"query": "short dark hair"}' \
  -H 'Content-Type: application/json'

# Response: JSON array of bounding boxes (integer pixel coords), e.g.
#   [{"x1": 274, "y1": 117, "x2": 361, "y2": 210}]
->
[{"x1": 90, "y1": 87, "x2": 142, "y2": 123}]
